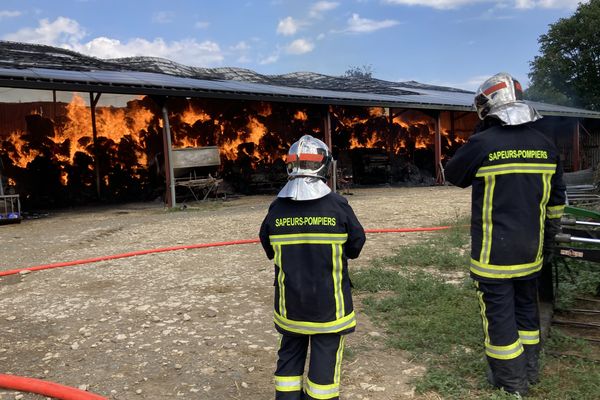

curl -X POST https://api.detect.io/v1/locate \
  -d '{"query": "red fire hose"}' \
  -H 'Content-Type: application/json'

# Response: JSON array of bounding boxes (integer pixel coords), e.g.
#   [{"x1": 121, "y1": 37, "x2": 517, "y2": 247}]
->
[
  {"x1": 0, "y1": 374, "x2": 107, "y2": 400},
  {"x1": 0, "y1": 227, "x2": 450, "y2": 278},
  {"x1": 0, "y1": 226, "x2": 450, "y2": 398}
]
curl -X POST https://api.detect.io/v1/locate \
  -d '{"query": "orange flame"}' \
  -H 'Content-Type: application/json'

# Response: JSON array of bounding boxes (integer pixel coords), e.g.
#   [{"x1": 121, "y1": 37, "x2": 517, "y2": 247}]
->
[{"x1": 294, "y1": 110, "x2": 308, "y2": 121}]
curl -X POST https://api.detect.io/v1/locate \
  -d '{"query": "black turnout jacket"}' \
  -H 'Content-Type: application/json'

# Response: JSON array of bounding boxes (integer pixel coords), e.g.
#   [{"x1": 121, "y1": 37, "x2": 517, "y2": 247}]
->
[
  {"x1": 445, "y1": 122, "x2": 566, "y2": 281},
  {"x1": 259, "y1": 192, "x2": 366, "y2": 335}
]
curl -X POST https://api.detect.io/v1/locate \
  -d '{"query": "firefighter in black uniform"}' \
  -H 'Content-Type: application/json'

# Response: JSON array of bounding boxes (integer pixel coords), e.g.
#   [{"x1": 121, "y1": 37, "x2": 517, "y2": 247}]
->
[
  {"x1": 259, "y1": 135, "x2": 366, "y2": 400},
  {"x1": 445, "y1": 73, "x2": 566, "y2": 395}
]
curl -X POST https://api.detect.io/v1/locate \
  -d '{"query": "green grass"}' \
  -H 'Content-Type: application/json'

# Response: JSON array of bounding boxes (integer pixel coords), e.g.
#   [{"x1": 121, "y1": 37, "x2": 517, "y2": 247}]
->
[
  {"x1": 352, "y1": 221, "x2": 600, "y2": 400},
  {"x1": 381, "y1": 222, "x2": 470, "y2": 271}
]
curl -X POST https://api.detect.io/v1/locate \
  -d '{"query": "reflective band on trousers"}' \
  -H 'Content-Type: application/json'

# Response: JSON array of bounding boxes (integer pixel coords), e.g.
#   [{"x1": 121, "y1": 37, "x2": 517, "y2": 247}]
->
[
  {"x1": 485, "y1": 340, "x2": 524, "y2": 360},
  {"x1": 274, "y1": 311, "x2": 356, "y2": 335},
  {"x1": 275, "y1": 375, "x2": 302, "y2": 392},
  {"x1": 305, "y1": 378, "x2": 339, "y2": 399},
  {"x1": 519, "y1": 329, "x2": 540, "y2": 345},
  {"x1": 470, "y1": 258, "x2": 542, "y2": 279}
]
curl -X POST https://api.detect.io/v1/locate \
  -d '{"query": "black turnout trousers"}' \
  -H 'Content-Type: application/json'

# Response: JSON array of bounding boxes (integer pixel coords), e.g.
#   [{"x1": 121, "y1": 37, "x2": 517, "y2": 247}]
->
[{"x1": 275, "y1": 333, "x2": 345, "y2": 400}]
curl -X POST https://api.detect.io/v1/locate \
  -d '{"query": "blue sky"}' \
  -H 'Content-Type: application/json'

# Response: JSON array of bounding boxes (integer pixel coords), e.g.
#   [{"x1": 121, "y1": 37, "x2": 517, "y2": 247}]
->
[{"x1": 0, "y1": 0, "x2": 585, "y2": 91}]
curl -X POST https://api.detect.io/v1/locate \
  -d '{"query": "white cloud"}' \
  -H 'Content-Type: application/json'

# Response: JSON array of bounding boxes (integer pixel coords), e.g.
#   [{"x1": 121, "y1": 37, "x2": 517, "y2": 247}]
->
[
  {"x1": 277, "y1": 16, "x2": 301, "y2": 35},
  {"x1": 3, "y1": 17, "x2": 86, "y2": 46},
  {"x1": 230, "y1": 41, "x2": 250, "y2": 51},
  {"x1": 0, "y1": 10, "x2": 21, "y2": 19},
  {"x1": 3, "y1": 17, "x2": 225, "y2": 67},
  {"x1": 461, "y1": 75, "x2": 491, "y2": 90},
  {"x1": 195, "y1": 21, "x2": 210, "y2": 29},
  {"x1": 285, "y1": 38, "x2": 315, "y2": 54},
  {"x1": 344, "y1": 13, "x2": 399, "y2": 33},
  {"x1": 259, "y1": 53, "x2": 280, "y2": 65},
  {"x1": 383, "y1": 0, "x2": 583, "y2": 9},
  {"x1": 515, "y1": 0, "x2": 582, "y2": 9},
  {"x1": 309, "y1": 1, "x2": 340, "y2": 18},
  {"x1": 76, "y1": 37, "x2": 224, "y2": 65},
  {"x1": 383, "y1": 0, "x2": 482, "y2": 9},
  {"x1": 152, "y1": 11, "x2": 174, "y2": 24}
]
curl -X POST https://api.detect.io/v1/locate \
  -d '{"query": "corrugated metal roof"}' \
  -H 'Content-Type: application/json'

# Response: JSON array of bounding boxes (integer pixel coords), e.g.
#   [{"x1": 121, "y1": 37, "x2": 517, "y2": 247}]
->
[{"x1": 1, "y1": 40, "x2": 599, "y2": 119}]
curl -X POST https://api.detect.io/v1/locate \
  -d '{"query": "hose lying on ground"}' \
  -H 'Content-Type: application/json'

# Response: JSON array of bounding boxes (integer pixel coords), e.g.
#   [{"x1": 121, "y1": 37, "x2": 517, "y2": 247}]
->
[
  {"x1": 0, "y1": 226, "x2": 450, "y2": 398},
  {"x1": 0, "y1": 374, "x2": 108, "y2": 400},
  {"x1": 0, "y1": 226, "x2": 451, "y2": 278}
]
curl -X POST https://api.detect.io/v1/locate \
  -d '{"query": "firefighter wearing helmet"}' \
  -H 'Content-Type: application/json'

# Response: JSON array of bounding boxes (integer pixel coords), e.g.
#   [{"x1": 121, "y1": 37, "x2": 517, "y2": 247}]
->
[
  {"x1": 445, "y1": 73, "x2": 566, "y2": 395},
  {"x1": 259, "y1": 135, "x2": 366, "y2": 400}
]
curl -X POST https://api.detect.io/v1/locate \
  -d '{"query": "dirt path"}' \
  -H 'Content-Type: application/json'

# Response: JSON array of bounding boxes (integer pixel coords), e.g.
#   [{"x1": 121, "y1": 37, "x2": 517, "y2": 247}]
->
[{"x1": 0, "y1": 186, "x2": 471, "y2": 400}]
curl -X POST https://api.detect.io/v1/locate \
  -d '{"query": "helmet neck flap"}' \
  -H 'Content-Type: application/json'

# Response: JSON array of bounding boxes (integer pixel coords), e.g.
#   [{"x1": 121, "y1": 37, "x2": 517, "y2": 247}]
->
[{"x1": 277, "y1": 177, "x2": 331, "y2": 201}]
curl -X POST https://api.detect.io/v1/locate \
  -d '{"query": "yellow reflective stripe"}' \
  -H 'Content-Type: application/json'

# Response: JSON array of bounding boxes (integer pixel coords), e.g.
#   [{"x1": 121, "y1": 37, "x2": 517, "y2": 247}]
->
[
  {"x1": 546, "y1": 204, "x2": 565, "y2": 219},
  {"x1": 270, "y1": 233, "x2": 348, "y2": 245},
  {"x1": 275, "y1": 375, "x2": 303, "y2": 392},
  {"x1": 476, "y1": 163, "x2": 557, "y2": 177},
  {"x1": 332, "y1": 244, "x2": 344, "y2": 319},
  {"x1": 334, "y1": 335, "x2": 345, "y2": 385},
  {"x1": 275, "y1": 244, "x2": 286, "y2": 318},
  {"x1": 519, "y1": 329, "x2": 540, "y2": 345},
  {"x1": 274, "y1": 311, "x2": 356, "y2": 335},
  {"x1": 485, "y1": 339, "x2": 524, "y2": 360},
  {"x1": 305, "y1": 378, "x2": 339, "y2": 399},
  {"x1": 537, "y1": 173, "x2": 552, "y2": 259},
  {"x1": 476, "y1": 286, "x2": 491, "y2": 344},
  {"x1": 479, "y1": 175, "x2": 495, "y2": 264},
  {"x1": 470, "y1": 258, "x2": 543, "y2": 279}
]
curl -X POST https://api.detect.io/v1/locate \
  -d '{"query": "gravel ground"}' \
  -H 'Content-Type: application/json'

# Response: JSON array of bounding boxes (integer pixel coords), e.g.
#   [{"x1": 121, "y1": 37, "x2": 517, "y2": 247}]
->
[{"x1": 0, "y1": 186, "x2": 471, "y2": 400}]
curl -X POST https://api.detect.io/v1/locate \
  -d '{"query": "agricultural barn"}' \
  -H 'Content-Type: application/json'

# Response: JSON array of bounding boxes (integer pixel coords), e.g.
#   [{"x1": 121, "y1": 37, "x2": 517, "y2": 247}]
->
[{"x1": 1, "y1": 40, "x2": 600, "y2": 210}]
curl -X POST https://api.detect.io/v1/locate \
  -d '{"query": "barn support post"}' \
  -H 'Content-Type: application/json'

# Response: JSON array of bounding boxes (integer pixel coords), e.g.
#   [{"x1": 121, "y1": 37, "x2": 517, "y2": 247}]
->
[
  {"x1": 434, "y1": 111, "x2": 444, "y2": 184},
  {"x1": 89, "y1": 92, "x2": 102, "y2": 199},
  {"x1": 323, "y1": 106, "x2": 333, "y2": 189},
  {"x1": 388, "y1": 108, "x2": 395, "y2": 182},
  {"x1": 160, "y1": 100, "x2": 176, "y2": 208},
  {"x1": 450, "y1": 111, "x2": 455, "y2": 141},
  {"x1": 572, "y1": 120, "x2": 581, "y2": 171},
  {"x1": 52, "y1": 90, "x2": 57, "y2": 122}
]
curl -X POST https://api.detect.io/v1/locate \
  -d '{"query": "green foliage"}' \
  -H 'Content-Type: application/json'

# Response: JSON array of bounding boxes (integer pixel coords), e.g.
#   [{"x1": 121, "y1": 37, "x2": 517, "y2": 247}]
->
[
  {"x1": 553, "y1": 256, "x2": 600, "y2": 308},
  {"x1": 527, "y1": 0, "x2": 600, "y2": 110}
]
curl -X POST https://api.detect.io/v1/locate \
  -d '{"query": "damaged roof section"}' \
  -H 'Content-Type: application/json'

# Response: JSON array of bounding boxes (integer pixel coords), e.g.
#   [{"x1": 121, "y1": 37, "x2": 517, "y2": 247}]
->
[{"x1": 1, "y1": 40, "x2": 599, "y2": 119}]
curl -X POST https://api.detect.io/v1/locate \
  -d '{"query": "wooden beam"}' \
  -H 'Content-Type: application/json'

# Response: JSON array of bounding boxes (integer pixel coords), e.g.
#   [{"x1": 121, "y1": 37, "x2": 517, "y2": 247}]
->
[
  {"x1": 572, "y1": 120, "x2": 581, "y2": 171},
  {"x1": 435, "y1": 112, "x2": 444, "y2": 184},
  {"x1": 161, "y1": 101, "x2": 176, "y2": 208},
  {"x1": 323, "y1": 106, "x2": 333, "y2": 188},
  {"x1": 89, "y1": 92, "x2": 102, "y2": 199}
]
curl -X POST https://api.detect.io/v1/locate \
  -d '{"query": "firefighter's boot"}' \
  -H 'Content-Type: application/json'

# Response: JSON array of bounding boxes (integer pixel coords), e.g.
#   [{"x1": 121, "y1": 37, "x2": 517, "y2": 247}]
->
[
  {"x1": 523, "y1": 344, "x2": 540, "y2": 385},
  {"x1": 487, "y1": 355, "x2": 529, "y2": 396}
]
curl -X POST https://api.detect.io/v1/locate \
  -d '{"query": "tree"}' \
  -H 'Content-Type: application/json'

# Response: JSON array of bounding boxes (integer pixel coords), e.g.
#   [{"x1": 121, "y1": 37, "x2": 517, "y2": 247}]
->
[
  {"x1": 342, "y1": 64, "x2": 373, "y2": 79},
  {"x1": 527, "y1": 0, "x2": 600, "y2": 110}
]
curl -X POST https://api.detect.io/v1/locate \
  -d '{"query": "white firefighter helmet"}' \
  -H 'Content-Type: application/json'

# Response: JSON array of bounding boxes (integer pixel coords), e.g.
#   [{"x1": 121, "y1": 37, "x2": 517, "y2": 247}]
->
[
  {"x1": 277, "y1": 135, "x2": 332, "y2": 201},
  {"x1": 474, "y1": 72, "x2": 541, "y2": 126}
]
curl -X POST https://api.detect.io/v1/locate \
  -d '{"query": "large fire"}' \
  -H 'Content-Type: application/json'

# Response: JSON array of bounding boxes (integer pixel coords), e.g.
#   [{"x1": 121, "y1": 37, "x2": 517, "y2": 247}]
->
[{"x1": 0, "y1": 95, "x2": 474, "y2": 208}]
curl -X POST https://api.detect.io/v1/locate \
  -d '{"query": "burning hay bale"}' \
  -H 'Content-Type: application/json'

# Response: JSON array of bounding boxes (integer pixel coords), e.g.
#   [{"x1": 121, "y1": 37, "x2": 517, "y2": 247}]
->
[{"x1": 0, "y1": 96, "x2": 474, "y2": 209}]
